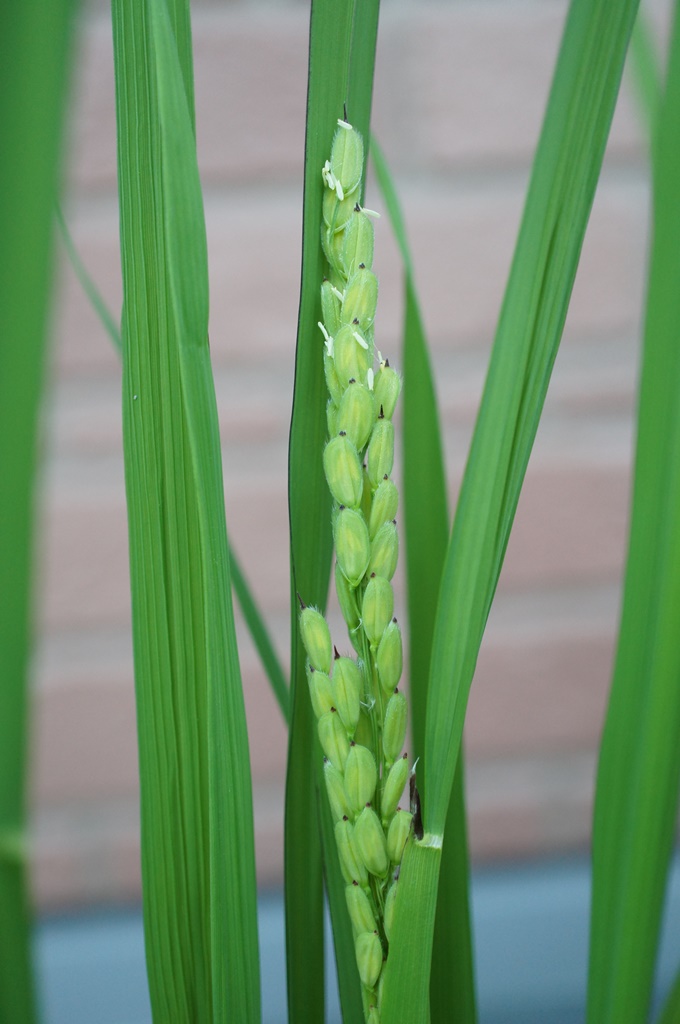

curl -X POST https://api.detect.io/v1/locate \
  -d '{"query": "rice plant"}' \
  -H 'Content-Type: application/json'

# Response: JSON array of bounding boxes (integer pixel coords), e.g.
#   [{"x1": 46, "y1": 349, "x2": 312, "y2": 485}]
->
[{"x1": 2, "y1": 0, "x2": 680, "y2": 1021}]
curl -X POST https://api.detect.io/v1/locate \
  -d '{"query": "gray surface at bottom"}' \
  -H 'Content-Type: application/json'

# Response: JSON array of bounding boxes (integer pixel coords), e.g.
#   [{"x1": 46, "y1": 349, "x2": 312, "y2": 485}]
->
[{"x1": 36, "y1": 855, "x2": 680, "y2": 1024}]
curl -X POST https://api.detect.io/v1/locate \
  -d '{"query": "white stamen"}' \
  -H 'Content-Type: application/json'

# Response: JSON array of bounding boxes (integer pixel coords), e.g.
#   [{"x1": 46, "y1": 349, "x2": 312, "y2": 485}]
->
[
  {"x1": 335, "y1": 180, "x2": 344, "y2": 202},
  {"x1": 337, "y1": 119, "x2": 353, "y2": 130},
  {"x1": 367, "y1": 368, "x2": 374, "y2": 391},
  {"x1": 330, "y1": 285, "x2": 344, "y2": 302},
  {"x1": 353, "y1": 330, "x2": 368, "y2": 350},
  {"x1": 318, "y1": 321, "x2": 333, "y2": 356},
  {"x1": 360, "y1": 206, "x2": 381, "y2": 219}
]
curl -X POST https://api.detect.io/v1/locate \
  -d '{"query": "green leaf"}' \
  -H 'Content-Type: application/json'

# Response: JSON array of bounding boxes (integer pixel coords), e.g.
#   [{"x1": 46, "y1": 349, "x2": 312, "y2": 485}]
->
[
  {"x1": 112, "y1": 1, "x2": 260, "y2": 1020},
  {"x1": 285, "y1": 1, "x2": 379, "y2": 1019},
  {"x1": 0, "y1": 4, "x2": 75, "y2": 1021},
  {"x1": 379, "y1": 836, "x2": 443, "y2": 1024},
  {"x1": 371, "y1": 135, "x2": 476, "y2": 1024},
  {"x1": 384, "y1": 0, "x2": 639, "y2": 1019},
  {"x1": 588, "y1": 5, "x2": 680, "y2": 1022},
  {"x1": 425, "y1": 0, "x2": 639, "y2": 837}
]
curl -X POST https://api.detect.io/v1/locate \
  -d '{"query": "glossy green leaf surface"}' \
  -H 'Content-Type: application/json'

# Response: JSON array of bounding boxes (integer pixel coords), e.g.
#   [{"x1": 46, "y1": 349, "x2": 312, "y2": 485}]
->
[{"x1": 112, "y1": 1, "x2": 259, "y2": 1019}]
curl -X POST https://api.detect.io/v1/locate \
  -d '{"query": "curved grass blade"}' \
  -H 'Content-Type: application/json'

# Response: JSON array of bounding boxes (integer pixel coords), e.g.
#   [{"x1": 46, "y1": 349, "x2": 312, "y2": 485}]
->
[
  {"x1": 382, "y1": 0, "x2": 639, "y2": 1020},
  {"x1": 54, "y1": 203, "x2": 122, "y2": 353},
  {"x1": 285, "y1": 2, "x2": 379, "y2": 1019},
  {"x1": 112, "y1": 1, "x2": 260, "y2": 1019},
  {"x1": 588, "y1": 6, "x2": 680, "y2": 1021},
  {"x1": 230, "y1": 546, "x2": 289, "y2": 723},
  {"x1": 371, "y1": 135, "x2": 476, "y2": 1024},
  {"x1": 0, "y1": 5, "x2": 75, "y2": 1021}
]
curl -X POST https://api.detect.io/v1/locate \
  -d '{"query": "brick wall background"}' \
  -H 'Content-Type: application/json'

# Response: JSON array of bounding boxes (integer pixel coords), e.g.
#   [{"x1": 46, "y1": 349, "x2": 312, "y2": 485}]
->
[{"x1": 33, "y1": 0, "x2": 659, "y2": 908}]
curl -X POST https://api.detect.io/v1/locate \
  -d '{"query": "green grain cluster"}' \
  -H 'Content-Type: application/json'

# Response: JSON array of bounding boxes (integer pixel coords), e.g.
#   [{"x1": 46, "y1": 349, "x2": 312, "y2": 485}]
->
[{"x1": 299, "y1": 120, "x2": 412, "y2": 1022}]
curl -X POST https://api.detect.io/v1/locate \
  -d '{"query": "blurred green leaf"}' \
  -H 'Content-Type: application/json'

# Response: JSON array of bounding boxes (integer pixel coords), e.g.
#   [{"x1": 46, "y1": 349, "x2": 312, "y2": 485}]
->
[
  {"x1": 588, "y1": 4, "x2": 680, "y2": 1021},
  {"x1": 0, "y1": 4, "x2": 75, "y2": 1021}
]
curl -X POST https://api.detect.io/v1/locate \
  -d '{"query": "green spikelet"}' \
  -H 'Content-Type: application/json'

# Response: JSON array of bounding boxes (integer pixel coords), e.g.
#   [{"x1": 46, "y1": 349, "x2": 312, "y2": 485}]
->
[
  {"x1": 334, "y1": 507, "x2": 371, "y2": 586},
  {"x1": 332, "y1": 655, "x2": 363, "y2": 735},
  {"x1": 341, "y1": 267, "x2": 379, "y2": 332},
  {"x1": 362, "y1": 575, "x2": 394, "y2": 647},
  {"x1": 383, "y1": 880, "x2": 398, "y2": 943},
  {"x1": 366, "y1": 416, "x2": 395, "y2": 488},
  {"x1": 323, "y1": 187, "x2": 356, "y2": 233},
  {"x1": 367, "y1": 520, "x2": 399, "y2": 581},
  {"x1": 376, "y1": 619, "x2": 403, "y2": 694},
  {"x1": 307, "y1": 665, "x2": 335, "y2": 719},
  {"x1": 386, "y1": 809, "x2": 412, "y2": 865},
  {"x1": 337, "y1": 380, "x2": 374, "y2": 450},
  {"x1": 334, "y1": 560, "x2": 361, "y2": 636},
  {"x1": 355, "y1": 931, "x2": 383, "y2": 990},
  {"x1": 354, "y1": 708, "x2": 374, "y2": 753},
  {"x1": 323, "y1": 433, "x2": 364, "y2": 508},
  {"x1": 335, "y1": 821, "x2": 369, "y2": 887},
  {"x1": 354, "y1": 806, "x2": 389, "y2": 878},
  {"x1": 333, "y1": 323, "x2": 372, "y2": 388},
  {"x1": 345, "y1": 882, "x2": 377, "y2": 935},
  {"x1": 373, "y1": 360, "x2": 401, "y2": 420},
  {"x1": 368, "y1": 478, "x2": 399, "y2": 538},
  {"x1": 318, "y1": 709, "x2": 350, "y2": 770},
  {"x1": 344, "y1": 743, "x2": 378, "y2": 814},
  {"x1": 381, "y1": 753, "x2": 410, "y2": 822},
  {"x1": 299, "y1": 605, "x2": 332, "y2": 673},
  {"x1": 329, "y1": 122, "x2": 364, "y2": 197},
  {"x1": 325, "y1": 761, "x2": 353, "y2": 822},
  {"x1": 383, "y1": 691, "x2": 408, "y2": 766},
  {"x1": 321, "y1": 279, "x2": 341, "y2": 336},
  {"x1": 343, "y1": 208, "x2": 375, "y2": 277}
]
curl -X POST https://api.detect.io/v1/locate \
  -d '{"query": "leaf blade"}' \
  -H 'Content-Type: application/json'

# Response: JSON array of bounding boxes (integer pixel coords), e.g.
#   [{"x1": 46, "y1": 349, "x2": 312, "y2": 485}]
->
[
  {"x1": 371, "y1": 135, "x2": 477, "y2": 1024},
  {"x1": 588, "y1": 5, "x2": 680, "y2": 1020},
  {"x1": 112, "y1": 1, "x2": 260, "y2": 1018}
]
